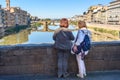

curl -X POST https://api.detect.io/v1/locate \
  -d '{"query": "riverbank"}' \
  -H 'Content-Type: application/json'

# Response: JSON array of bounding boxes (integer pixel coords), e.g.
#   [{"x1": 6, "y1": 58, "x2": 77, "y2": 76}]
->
[
  {"x1": 86, "y1": 23, "x2": 120, "y2": 41},
  {"x1": 87, "y1": 23, "x2": 120, "y2": 31},
  {"x1": 4, "y1": 25, "x2": 29, "y2": 36}
]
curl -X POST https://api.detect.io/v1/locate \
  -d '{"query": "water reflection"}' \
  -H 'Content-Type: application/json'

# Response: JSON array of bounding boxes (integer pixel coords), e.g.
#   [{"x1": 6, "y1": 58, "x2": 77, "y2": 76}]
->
[
  {"x1": 0, "y1": 29, "x2": 30, "y2": 45},
  {"x1": 0, "y1": 25, "x2": 120, "y2": 45},
  {"x1": 24, "y1": 25, "x2": 78, "y2": 44},
  {"x1": 25, "y1": 31, "x2": 54, "y2": 44}
]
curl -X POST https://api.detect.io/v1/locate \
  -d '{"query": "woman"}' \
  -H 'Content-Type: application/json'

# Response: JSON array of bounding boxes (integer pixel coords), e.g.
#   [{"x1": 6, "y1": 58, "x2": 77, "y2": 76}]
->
[
  {"x1": 53, "y1": 18, "x2": 74, "y2": 78},
  {"x1": 73, "y1": 20, "x2": 91, "y2": 78}
]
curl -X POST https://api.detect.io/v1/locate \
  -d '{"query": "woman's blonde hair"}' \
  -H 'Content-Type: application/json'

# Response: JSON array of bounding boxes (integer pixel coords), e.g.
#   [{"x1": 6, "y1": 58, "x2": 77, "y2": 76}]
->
[
  {"x1": 60, "y1": 18, "x2": 69, "y2": 28},
  {"x1": 78, "y1": 20, "x2": 87, "y2": 28}
]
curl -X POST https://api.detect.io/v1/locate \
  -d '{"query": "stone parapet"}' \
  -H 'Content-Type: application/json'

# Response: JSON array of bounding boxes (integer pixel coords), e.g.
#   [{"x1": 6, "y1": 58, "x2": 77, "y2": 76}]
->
[{"x1": 0, "y1": 41, "x2": 120, "y2": 75}]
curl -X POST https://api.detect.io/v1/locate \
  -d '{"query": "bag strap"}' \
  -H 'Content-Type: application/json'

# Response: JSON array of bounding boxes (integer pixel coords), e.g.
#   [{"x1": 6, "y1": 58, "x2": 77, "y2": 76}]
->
[
  {"x1": 75, "y1": 30, "x2": 87, "y2": 42},
  {"x1": 81, "y1": 30, "x2": 88, "y2": 35},
  {"x1": 74, "y1": 30, "x2": 80, "y2": 43}
]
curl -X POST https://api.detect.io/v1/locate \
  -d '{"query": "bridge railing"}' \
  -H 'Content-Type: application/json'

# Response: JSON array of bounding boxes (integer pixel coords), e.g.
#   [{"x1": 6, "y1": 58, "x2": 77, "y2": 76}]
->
[{"x1": 0, "y1": 41, "x2": 120, "y2": 75}]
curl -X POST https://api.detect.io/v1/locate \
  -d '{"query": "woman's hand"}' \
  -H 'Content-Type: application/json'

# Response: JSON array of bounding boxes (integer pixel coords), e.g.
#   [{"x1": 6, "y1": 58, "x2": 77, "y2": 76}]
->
[{"x1": 73, "y1": 45, "x2": 78, "y2": 52}]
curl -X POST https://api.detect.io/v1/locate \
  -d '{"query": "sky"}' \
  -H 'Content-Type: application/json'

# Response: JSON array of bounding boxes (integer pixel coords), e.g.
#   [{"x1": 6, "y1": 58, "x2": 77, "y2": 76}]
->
[{"x1": 0, "y1": 0, "x2": 112, "y2": 19}]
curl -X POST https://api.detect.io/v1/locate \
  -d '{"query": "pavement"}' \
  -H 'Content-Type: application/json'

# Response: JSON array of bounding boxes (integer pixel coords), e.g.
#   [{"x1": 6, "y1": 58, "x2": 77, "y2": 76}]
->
[{"x1": 0, "y1": 71, "x2": 120, "y2": 80}]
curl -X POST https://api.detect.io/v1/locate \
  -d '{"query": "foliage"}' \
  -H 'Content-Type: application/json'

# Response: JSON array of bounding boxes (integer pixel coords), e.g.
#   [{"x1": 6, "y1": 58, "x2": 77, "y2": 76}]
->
[
  {"x1": 5, "y1": 25, "x2": 29, "y2": 35},
  {"x1": 88, "y1": 26, "x2": 119, "y2": 36},
  {"x1": 31, "y1": 22, "x2": 42, "y2": 27},
  {"x1": 69, "y1": 21, "x2": 78, "y2": 25}
]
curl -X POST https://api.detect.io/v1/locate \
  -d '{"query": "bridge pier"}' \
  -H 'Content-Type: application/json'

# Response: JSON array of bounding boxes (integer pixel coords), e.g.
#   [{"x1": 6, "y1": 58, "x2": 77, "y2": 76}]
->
[{"x1": 43, "y1": 21, "x2": 48, "y2": 31}]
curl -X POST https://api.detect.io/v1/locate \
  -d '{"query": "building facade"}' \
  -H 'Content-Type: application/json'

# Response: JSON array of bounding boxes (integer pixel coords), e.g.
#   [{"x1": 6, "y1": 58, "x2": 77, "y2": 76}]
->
[
  {"x1": 0, "y1": 5, "x2": 5, "y2": 37},
  {"x1": 10, "y1": 7, "x2": 28, "y2": 26},
  {"x1": 92, "y1": 6, "x2": 107, "y2": 24},
  {"x1": 107, "y1": 0, "x2": 120, "y2": 24},
  {"x1": 85, "y1": 5, "x2": 104, "y2": 23},
  {"x1": 0, "y1": 0, "x2": 30, "y2": 28},
  {"x1": 71, "y1": 0, "x2": 120, "y2": 25},
  {"x1": 0, "y1": 7, "x2": 5, "y2": 27}
]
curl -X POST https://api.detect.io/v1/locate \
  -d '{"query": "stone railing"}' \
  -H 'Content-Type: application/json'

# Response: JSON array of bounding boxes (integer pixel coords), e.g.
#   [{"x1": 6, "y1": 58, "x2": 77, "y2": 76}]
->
[{"x1": 0, "y1": 41, "x2": 120, "y2": 75}]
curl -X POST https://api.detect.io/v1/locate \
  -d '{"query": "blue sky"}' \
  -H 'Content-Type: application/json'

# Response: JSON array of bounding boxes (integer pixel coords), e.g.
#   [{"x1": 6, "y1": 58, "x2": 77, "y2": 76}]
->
[{"x1": 0, "y1": 0, "x2": 112, "y2": 19}]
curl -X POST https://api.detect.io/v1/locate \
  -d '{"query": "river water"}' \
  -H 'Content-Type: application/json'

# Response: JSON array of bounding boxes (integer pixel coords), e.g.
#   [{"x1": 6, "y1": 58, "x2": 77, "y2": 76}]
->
[{"x1": 0, "y1": 25, "x2": 120, "y2": 45}]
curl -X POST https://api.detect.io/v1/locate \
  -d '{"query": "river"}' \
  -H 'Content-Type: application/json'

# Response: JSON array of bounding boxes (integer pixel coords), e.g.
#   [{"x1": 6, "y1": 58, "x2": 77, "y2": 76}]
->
[{"x1": 0, "y1": 25, "x2": 120, "y2": 45}]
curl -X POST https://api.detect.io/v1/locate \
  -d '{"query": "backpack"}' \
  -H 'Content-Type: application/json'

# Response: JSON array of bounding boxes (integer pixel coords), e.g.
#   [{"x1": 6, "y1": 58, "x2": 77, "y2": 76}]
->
[
  {"x1": 81, "y1": 30, "x2": 91, "y2": 52},
  {"x1": 71, "y1": 30, "x2": 91, "y2": 55}
]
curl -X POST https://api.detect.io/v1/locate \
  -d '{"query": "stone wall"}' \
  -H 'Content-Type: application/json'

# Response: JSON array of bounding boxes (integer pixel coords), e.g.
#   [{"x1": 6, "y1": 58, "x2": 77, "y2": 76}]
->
[
  {"x1": 0, "y1": 27, "x2": 4, "y2": 38},
  {"x1": 0, "y1": 41, "x2": 120, "y2": 75}
]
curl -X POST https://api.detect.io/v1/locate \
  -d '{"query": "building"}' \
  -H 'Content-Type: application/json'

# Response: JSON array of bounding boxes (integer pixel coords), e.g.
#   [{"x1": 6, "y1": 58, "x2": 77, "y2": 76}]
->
[
  {"x1": 3, "y1": 9, "x2": 15, "y2": 27},
  {"x1": 92, "y1": 6, "x2": 108, "y2": 24},
  {"x1": 5, "y1": 0, "x2": 30, "y2": 27},
  {"x1": 86, "y1": 10, "x2": 93, "y2": 22},
  {"x1": 4, "y1": 0, "x2": 30, "y2": 27},
  {"x1": 0, "y1": 6, "x2": 5, "y2": 27},
  {"x1": 0, "y1": 5, "x2": 5, "y2": 37},
  {"x1": 100, "y1": 6, "x2": 108, "y2": 24},
  {"x1": 10, "y1": 7, "x2": 28, "y2": 26},
  {"x1": 85, "y1": 5, "x2": 103, "y2": 23},
  {"x1": 71, "y1": 1, "x2": 120, "y2": 25},
  {"x1": 107, "y1": 0, "x2": 120, "y2": 24}
]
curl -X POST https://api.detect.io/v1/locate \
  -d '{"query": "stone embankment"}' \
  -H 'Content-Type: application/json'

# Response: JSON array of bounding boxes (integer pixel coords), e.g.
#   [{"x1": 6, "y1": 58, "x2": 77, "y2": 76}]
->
[{"x1": 87, "y1": 23, "x2": 120, "y2": 31}]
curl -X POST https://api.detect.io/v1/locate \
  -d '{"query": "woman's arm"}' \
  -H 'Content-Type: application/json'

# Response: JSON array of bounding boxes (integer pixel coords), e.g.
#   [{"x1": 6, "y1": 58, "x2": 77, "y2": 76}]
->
[
  {"x1": 53, "y1": 32, "x2": 56, "y2": 40},
  {"x1": 69, "y1": 31, "x2": 75, "y2": 40},
  {"x1": 74, "y1": 30, "x2": 84, "y2": 45}
]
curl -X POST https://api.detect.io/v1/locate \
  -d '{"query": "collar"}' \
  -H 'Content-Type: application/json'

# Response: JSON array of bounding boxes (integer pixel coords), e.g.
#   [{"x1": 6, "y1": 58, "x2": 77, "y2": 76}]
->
[{"x1": 80, "y1": 27, "x2": 87, "y2": 30}]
